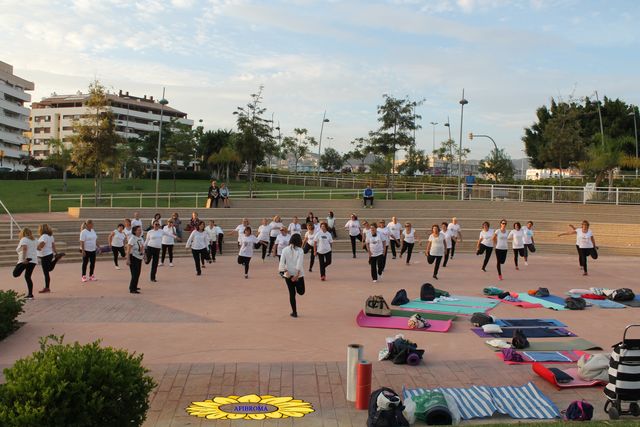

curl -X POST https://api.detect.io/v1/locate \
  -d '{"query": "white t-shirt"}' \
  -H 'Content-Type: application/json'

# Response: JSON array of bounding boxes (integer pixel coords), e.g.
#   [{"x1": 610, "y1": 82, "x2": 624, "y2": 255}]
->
[
  {"x1": 186, "y1": 230, "x2": 209, "y2": 250},
  {"x1": 215, "y1": 225, "x2": 224, "y2": 235},
  {"x1": 448, "y1": 223, "x2": 461, "y2": 238},
  {"x1": 479, "y1": 229, "x2": 494, "y2": 247},
  {"x1": 234, "y1": 224, "x2": 246, "y2": 242},
  {"x1": 204, "y1": 226, "x2": 218, "y2": 242},
  {"x1": 314, "y1": 223, "x2": 321, "y2": 234},
  {"x1": 441, "y1": 229, "x2": 452, "y2": 247},
  {"x1": 162, "y1": 226, "x2": 177, "y2": 245},
  {"x1": 239, "y1": 235, "x2": 258, "y2": 257},
  {"x1": 37, "y1": 234, "x2": 55, "y2": 257},
  {"x1": 128, "y1": 235, "x2": 145, "y2": 260},
  {"x1": 345, "y1": 219, "x2": 361, "y2": 237},
  {"x1": 508, "y1": 229, "x2": 525, "y2": 249},
  {"x1": 577, "y1": 229, "x2": 594, "y2": 249},
  {"x1": 377, "y1": 227, "x2": 390, "y2": 244},
  {"x1": 494, "y1": 229, "x2": 509, "y2": 250},
  {"x1": 304, "y1": 230, "x2": 316, "y2": 246},
  {"x1": 124, "y1": 227, "x2": 133, "y2": 239},
  {"x1": 524, "y1": 228, "x2": 534, "y2": 245},
  {"x1": 367, "y1": 233, "x2": 384, "y2": 257},
  {"x1": 275, "y1": 234, "x2": 290, "y2": 255},
  {"x1": 131, "y1": 218, "x2": 143, "y2": 236},
  {"x1": 145, "y1": 229, "x2": 164, "y2": 249},
  {"x1": 258, "y1": 224, "x2": 271, "y2": 242},
  {"x1": 326, "y1": 216, "x2": 335, "y2": 228},
  {"x1": 402, "y1": 228, "x2": 415, "y2": 244},
  {"x1": 288, "y1": 222, "x2": 302, "y2": 236},
  {"x1": 387, "y1": 222, "x2": 401, "y2": 240},
  {"x1": 428, "y1": 233, "x2": 446, "y2": 256},
  {"x1": 269, "y1": 222, "x2": 283, "y2": 238},
  {"x1": 111, "y1": 230, "x2": 126, "y2": 248},
  {"x1": 279, "y1": 246, "x2": 305, "y2": 277},
  {"x1": 314, "y1": 231, "x2": 333, "y2": 254},
  {"x1": 17, "y1": 237, "x2": 38, "y2": 263},
  {"x1": 80, "y1": 229, "x2": 98, "y2": 252}
]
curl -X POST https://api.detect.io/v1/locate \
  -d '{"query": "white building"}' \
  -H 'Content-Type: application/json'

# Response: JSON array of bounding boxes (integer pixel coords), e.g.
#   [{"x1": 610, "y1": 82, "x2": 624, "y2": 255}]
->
[
  {"x1": 0, "y1": 61, "x2": 34, "y2": 170},
  {"x1": 30, "y1": 90, "x2": 193, "y2": 159}
]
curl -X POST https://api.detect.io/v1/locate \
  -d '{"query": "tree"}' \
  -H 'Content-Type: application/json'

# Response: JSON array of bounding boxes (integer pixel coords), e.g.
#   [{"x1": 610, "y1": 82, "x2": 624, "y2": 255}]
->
[
  {"x1": 320, "y1": 147, "x2": 344, "y2": 172},
  {"x1": 281, "y1": 128, "x2": 317, "y2": 174},
  {"x1": 44, "y1": 139, "x2": 72, "y2": 192},
  {"x1": 398, "y1": 147, "x2": 429, "y2": 176},
  {"x1": 163, "y1": 120, "x2": 195, "y2": 191},
  {"x1": 433, "y1": 138, "x2": 470, "y2": 176},
  {"x1": 196, "y1": 129, "x2": 233, "y2": 176},
  {"x1": 208, "y1": 145, "x2": 241, "y2": 182},
  {"x1": 479, "y1": 148, "x2": 515, "y2": 182},
  {"x1": 233, "y1": 86, "x2": 274, "y2": 194},
  {"x1": 344, "y1": 137, "x2": 371, "y2": 172},
  {"x1": 70, "y1": 80, "x2": 122, "y2": 204},
  {"x1": 580, "y1": 136, "x2": 640, "y2": 187}
]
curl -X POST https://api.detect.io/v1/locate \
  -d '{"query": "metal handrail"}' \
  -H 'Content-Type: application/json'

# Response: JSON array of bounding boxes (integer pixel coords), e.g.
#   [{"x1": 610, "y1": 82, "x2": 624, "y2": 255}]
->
[{"x1": 0, "y1": 199, "x2": 22, "y2": 239}]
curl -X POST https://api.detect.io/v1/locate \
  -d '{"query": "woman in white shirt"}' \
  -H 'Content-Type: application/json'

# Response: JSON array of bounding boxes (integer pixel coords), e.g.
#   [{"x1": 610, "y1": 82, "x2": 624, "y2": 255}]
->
[
  {"x1": 558, "y1": 220, "x2": 598, "y2": 276},
  {"x1": 448, "y1": 217, "x2": 463, "y2": 259},
  {"x1": 80, "y1": 219, "x2": 99, "y2": 282},
  {"x1": 145, "y1": 221, "x2": 175, "y2": 282},
  {"x1": 37, "y1": 223, "x2": 65, "y2": 293},
  {"x1": 109, "y1": 223, "x2": 127, "y2": 270},
  {"x1": 204, "y1": 220, "x2": 218, "y2": 262},
  {"x1": 344, "y1": 214, "x2": 362, "y2": 258},
  {"x1": 14, "y1": 227, "x2": 38, "y2": 299},
  {"x1": 386, "y1": 216, "x2": 402, "y2": 259},
  {"x1": 476, "y1": 221, "x2": 494, "y2": 272},
  {"x1": 523, "y1": 221, "x2": 536, "y2": 265},
  {"x1": 400, "y1": 222, "x2": 416, "y2": 265},
  {"x1": 278, "y1": 234, "x2": 306, "y2": 318},
  {"x1": 508, "y1": 222, "x2": 526, "y2": 270},
  {"x1": 302, "y1": 223, "x2": 317, "y2": 272},
  {"x1": 377, "y1": 220, "x2": 390, "y2": 274},
  {"x1": 314, "y1": 222, "x2": 333, "y2": 281},
  {"x1": 215, "y1": 223, "x2": 224, "y2": 255},
  {"x1": 288, "y1": 216, "x2": 302, "y2": 236},
  {"x1": 272, "y1": 227, "x2": 291, "y2": 259},
  {"x1": 268, "y1": 215, "x2": 283, "y2": 255},
  {"x1": 238, "y1": 227, "x2": 258, "y2": 279},
  {"x1": 256, "y1": 218, "x2": 272, "y2": 261},
  {"x1": 161, "y1": 219, "x2": 179, "y2": 267},
  {"x1": 440, "y1": 222, "x2": 452, "y2": 267},
  {"x1": 366, "y1": 223, "x2": 386, "y2": 282},
  {"x1": 185, "y1": 221, "x2": 210, "y2": 276},
  {"x1": 234, "y1": 218, "x2": 250, "y2": 247},
  {"x1": 126, "y1": 225, "x2": 145, "y2": 294},
  {"x1": 492, "y1": 219, "x2": 509, "y2": 280},
  {"x1": 123, "y1": 218, "x2": 133, "y2": 240},
  {"x1": 426, "y1": 224, "x2": 447, "y2": 280}
]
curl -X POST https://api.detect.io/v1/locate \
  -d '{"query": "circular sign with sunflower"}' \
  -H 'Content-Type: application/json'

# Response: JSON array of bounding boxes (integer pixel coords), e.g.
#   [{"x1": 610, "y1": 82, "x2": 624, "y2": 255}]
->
[{"x1": 186, "y1": 394, "x2": 315, "y2": 420}]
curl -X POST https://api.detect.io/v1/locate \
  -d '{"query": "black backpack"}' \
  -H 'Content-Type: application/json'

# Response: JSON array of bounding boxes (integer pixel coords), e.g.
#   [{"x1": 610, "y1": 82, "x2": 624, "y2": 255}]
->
[
  {"x1": 565, "y1": 297, "x2": 586, "y2": 310},
  {"x1": 420, "y1": 283, "x2": 436, "y2": 301},
  {"x1": 610, "y1": 288, "x2": 635, "y2": 301},
  {"x1": 391, "y1": 289, "x2": 410, "y2": 306},
  {"x1": 470, "y1": 312, "x2": 493, "y2": 327},
  {"x1": 367, "y1": 387, "x2": 409, "y2": 427},
  {"x1": 512, "y1": 329, "x2": 530, "y2": 349}
]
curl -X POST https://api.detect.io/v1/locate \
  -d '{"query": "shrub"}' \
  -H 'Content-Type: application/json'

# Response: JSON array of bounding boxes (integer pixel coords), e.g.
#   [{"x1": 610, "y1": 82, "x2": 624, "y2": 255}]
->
[
  {"x1": 0, "y1": 335, "x2": 157, "y2": 427},
  {"x1": 0, "y1": 290, "x2": 25, "y2": 340}
]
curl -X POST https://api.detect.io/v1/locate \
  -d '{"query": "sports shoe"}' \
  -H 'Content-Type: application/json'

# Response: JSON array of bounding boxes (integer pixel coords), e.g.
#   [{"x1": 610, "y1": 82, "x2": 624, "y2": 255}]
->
[
  {"x1": 26, "y1": 295, "x2": 34, "y2": 300},
  {"x1": 433, "y1": 275, "x2": 438, "y2": 280},
  {"x1": 373, "y1": 279, "x2": 377, "y2": 283},
  {"x1": 498, "y1": 274, "x2": 503, "y2": 280},
  {"x1": 115, "y1": 266, "x2": 121, "y2": 270},
  {"x1": 90, "y1": 275, "x2": 97, "y2": 281},
  {"x1": 159, "y1": 262, "x2": 164, "y2": 266},
  {"x1": 38, "y1": 288, "x2": 50, "y2": 293},
  {"x1": 81, "y1": 275, "x2": 88, "y2": 282},
  {"x1": 244, "y1": 274, "x2": 248, "y2": 279},
  {"x1": 169, "y1": 262, "x2": 174, "y2": 267},
  {"x1": 515, "y1": 266, "x2": 519, "y2": 271},
  {"x1": 321, "y1": 276, "x2": 326, "y2": 281},
  {"x1": 524, "y1": 261, "x2": 528, "y2": 266}
]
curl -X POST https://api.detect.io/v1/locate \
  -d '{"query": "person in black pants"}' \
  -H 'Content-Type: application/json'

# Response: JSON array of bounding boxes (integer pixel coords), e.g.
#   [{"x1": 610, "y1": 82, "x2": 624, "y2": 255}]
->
[
  {"x1": 399, "y1": 223, "x2": 416, "y2": 264},
  {"x1": 126, "y1": 226, "x2": 144, "y2": 294},
  {"x1": 302, "y1": 223, "x2": 316, "y2": 272},
  {"x1": 14, "y1": 227, "x2": 38, "y2": 299},
  {"x1": 476, "y1": 222, "x2": 494, "y2": 272},
  {"x1": 366, "y1": 223, "x2": 385, "y2": 282},
  {"x1": 314, "y1": 222, "x2": 333, "y2": 281},
  {"x1": 345, "y1": 214, "x2": 362, "y2": 258},
  {"x1": 208, "y1": 180, "x2": 220, "y2": 208},
  {"x1": 278, "y1": 234, "x2": 306, "y2": 318}
]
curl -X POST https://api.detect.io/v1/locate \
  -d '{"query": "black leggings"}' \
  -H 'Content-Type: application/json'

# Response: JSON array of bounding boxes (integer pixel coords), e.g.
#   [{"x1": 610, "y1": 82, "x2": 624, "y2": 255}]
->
[
  {"x1": 390, "y1": 240, "x2": 399, "y2": 257},
  {"x1": 513, "y1": 248, "x2": 525, "y2": 267},
  {"x1": 576, "y1": 245, "x2": 583, "y2": 268},
  {"x1": 191, "y1": 248, "x2": 208, "y2": 274},
  {"x1": 161, "y1": 244, "x2": 174, "y2": 263},
  {"x1": 495, "y1": 249, "x2": 508, "y2": 275},
  {"x1": 318, "y1": 251, "x2": 332, "y2": 277},
  {"x1": 477, "y1": 244, "x2": 493, "y2": 271},
  {"x1": 400, "y1": 241, "x2": 414, "y2": 263},
  {"x1": 129, "y1": 256, "x2": 141, "y2": 291},
  {"x1": 218, "y1": 233, "x2": 224, "y2": 254},
  {"x1": 209, "y1": 242, "x2": 217, "y2": 261},
  {"x1": 450, "y1": 239, "x2": 457, "y2": 258},
  {"x1": 349, "y1": 235, "x2": 363, "y2": 257},
  {"x1": 427, "y1": 254, "x2": 443, "y2": 277},
  {"x1": 285, "y1": 277, "x2": 305, "y2": 315},
  {"x1": 303, "y1": 243, "x2": 315, "y2": 270},
  {"x1": 237, "y1": 255, "x2": 251, "y2": 275},
  {"x1": 268, "y1": 236, "x2": 277, "y2": 255},
  {"x1": 369, "y1": 255, "x2": 384, "y2": 280},
  {"x1": 443, "y1": 248, "x2": 450, "y2": 267},
  {"x1": 579, "y1": 247, "x2": 598, "y2": 273},
  {"x1": 524, "y1": 243, "x2": 535, "y2": 259},
  {"x1": 258, "y1": 241, "x2": 268, "y2": 260},
  {"x1": 82, "y1": 250, "x2": 96, "y2": 276},
  {"x1": 112, "y1": 246, "x2": 125, "y2": 266},
  {"x1": 147, "y1": 246, "x2": 160, "y2": 280},
  {"x1": 39, "y1": 254, "x2": 55, "y2": 288},
  {"x1": 13, "y1": 262, "x2": 36, "y2": 296}
]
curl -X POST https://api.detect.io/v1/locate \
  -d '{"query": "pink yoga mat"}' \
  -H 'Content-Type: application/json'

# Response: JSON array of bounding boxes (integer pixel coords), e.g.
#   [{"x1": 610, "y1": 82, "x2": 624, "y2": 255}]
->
[
  {"x1": 497, "y1": 350, "x2": 588, "y2": 365},
  {"x1": 532, "y1": 363, "x2": 606, "y2": 389},
  {"x1": 356, "y1": 310, "x2": 452, "y2": 333},
  {"x1": 488, "y1": 296, "x2": 542, "y2": 308}
]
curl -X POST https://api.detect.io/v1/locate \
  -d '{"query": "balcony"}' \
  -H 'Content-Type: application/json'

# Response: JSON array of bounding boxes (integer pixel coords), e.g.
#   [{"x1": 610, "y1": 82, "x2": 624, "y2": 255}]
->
[
  {"x1": 0, "y1": 81, "x2": 31, "y2": 103},
  {"x1": 0, "y1": 128, "x2": 28, "y2": 146},
  {"x1": 0, "y1": 113, "x2": 30, "y2": 131},
  {"x1": 0, "y1": 98, "x2": 29, "y2": 117}
]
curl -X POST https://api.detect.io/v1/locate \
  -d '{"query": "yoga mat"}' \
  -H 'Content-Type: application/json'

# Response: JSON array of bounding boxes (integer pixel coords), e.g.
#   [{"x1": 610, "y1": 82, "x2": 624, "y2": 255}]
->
[
  {"x1": 447, "y1": 295, "x2": 502, "y2": 307},
  {"x1": 535, "y1": 295, "x2": 568, "y2": 305},
  {"x1": 516, "y1": 294, "x2": 567, "y2": 311},
  {"x1": 356, "y1": 310, "x2": 452, "y2": 332},
  {"x1": 618, "y1": 298, "x2": 640, "y2": 307},
  {"x1": 355, "y1": 360, "x2": 372, "y2": 410},
  {"x1": 487, "y1": 338, "x2": 602, "y2": 352},
  {"x1": 390, "y1": 309, "x2": 457, "y2": 321},
  {"x1": 532, "y1": 363, "x2": 606, "y2": 388},
  {"x1": 488, "y1": 296, "x2": 542, "y2": 308},
  {"x1": 346, "y1": 344, "x2": 363, "y2": 402},
  {"x1": 495, "y1": 319, "x2": 566, "y2": 328},
  {"x1": 581, "y1": 298, "x2": 625, "y2": 308},
  {"x1": 472, "y1": 327, "x2": 576, "y2": 338},
  {"x1": 497, "y1": 350, "x2": 587, "y2": 365},
  {"x1": 400, "y1": 299, "x2": 496, "y2": 315}
]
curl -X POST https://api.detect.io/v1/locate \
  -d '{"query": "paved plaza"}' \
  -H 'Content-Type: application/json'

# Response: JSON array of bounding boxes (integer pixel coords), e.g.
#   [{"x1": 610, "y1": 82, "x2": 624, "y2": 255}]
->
[{"x1": 1, "y1": 250, "x2": 639, "y2": 426}]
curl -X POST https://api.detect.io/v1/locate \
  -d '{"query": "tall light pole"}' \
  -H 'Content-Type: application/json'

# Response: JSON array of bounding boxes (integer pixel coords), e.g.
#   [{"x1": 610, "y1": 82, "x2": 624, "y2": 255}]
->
[
  {"x1": 430, "y1": 121, "x2": 438, "y2": 175},
  {"x1": 155, "y1": 87, "x2": 168, "y2": 207},
  {"x1": 457, "y1": 90, "x2": 468, "y2": 200},
  {"x1": 444, "y1": 117, "x2": 452, "y2": 176},
  {"x1": 317, "y1": 111, "x2": 329, "y2": 178},
  {"x1": 630, "y1": 108, "x2": 639, "y2": 179}
]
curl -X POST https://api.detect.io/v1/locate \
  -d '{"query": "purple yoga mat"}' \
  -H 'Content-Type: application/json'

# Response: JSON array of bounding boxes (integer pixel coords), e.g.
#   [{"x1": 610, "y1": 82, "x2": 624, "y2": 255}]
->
[
  {"x1": 471, "y1": 327, "x2": 577, "y2": 338},
  {"x1": 356, "y1": 310, "x2": 452, "y2": 333}
]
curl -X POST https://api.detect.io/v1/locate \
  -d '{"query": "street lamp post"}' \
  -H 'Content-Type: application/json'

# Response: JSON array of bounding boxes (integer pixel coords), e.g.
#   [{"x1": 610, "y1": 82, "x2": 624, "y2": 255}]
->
[
  {"x1": 155, "y1": 88, "x2": 168, "y2": 207},
  {"x1": 457, "y1": 90, "x2": 468, "y2": 200},
  {"x1": 430, "y1": 121, "x2": 438, "y2": 175},
  {"x1": 317, "y1": 111, "x2": 329, "y2": 179},
  {"x1": 468, "y1": 133, "x2": 498, "y2": 151},
  {"x1": 444, "y1": 117, "x2": 452, "y2": 176},
  {"x1": 630, "y1": 109, "x2": 638, "y2": 179}
]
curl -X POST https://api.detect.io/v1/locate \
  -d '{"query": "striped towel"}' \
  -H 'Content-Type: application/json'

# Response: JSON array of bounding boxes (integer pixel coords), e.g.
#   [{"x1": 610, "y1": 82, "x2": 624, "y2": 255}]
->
[{"x1": 404, "y1": 382, "x2": 559, "y2": 420}]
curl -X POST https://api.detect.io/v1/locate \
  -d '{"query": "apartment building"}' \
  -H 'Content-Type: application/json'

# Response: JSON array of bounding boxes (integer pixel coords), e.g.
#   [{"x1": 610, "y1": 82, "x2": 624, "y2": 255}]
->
[
  {"x1": 30, "y1": 90, "x2": 193, "y2": 159},
  {"x1": 0, "y1": 61, "x2": 34, "y2": 169}
]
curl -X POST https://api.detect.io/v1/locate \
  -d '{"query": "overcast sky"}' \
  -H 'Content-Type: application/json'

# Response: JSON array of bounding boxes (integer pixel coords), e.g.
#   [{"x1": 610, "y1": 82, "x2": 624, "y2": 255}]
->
[{"x1": 3, "y1": 0, "x2": 638, "y2": 159}]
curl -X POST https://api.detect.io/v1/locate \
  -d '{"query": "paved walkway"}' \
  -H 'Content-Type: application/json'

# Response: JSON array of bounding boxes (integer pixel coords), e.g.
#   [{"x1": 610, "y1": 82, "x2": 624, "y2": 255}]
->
[{"x1": 1, "y1": 251, "x2": 638, "y2": 425}]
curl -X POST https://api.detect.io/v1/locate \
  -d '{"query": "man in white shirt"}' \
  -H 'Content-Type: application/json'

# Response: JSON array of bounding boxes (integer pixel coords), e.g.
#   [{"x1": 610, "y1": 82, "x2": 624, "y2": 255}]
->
[
  {"x1": 366, "y1": 223, "x2": 385, "y2": 283},
  {"x1": 386, "y1": 216, "x2": 402, "y2": 259},
  {"x1": 448, "y1": 217, "x2": 463, "y2": 259},
  {"x1": 131, "y1": 212, "x2": 143, "y2": 237}
]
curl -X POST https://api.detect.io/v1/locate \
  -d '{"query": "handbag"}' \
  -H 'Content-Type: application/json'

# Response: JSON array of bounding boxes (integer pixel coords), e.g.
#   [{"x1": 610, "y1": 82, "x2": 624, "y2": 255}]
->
[{"x1": 365, "y1": 295, "x2": 392, "y2": 317}]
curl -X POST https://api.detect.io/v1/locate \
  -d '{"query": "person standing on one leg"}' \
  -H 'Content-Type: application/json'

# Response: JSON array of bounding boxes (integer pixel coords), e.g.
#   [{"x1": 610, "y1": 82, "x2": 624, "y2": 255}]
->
[
  {"x1": 314, "y1": 222, "x2": 333, "y2": 281},
  {"x1": 492, "y1": 219, "x2": 509, "y2": 281},
  {"x1": 426, "y1": 224, "x2": 446, "y2": 280},
  {"x1": 386, "y1": 216, "x2": 401, "y2": 259},
  {"x1": 366, "y1": 223, "x2": 385, "y2": 283},
  {"x1": 377, "y1": 220, "x2": 390, "y2": 276},
  {"x1": 238, "y1": 227, "x2": 258, "y2": 279},
  {"x1": 345, "y1": 214, "x2": 362, "y2": 259},
  {"x1": 37, "y1": 223, "x2": 65, "y2": 294},
  {"x1": 126, "y1": 226, "x2": 144, "y2": 294},
  {"x1": 256, "y1": 218, "x2": 271, "y2": 262},
  {"x1": 400, "y1": 222, "x2": 416, "y2": 265},
  {"x1": 508, "y1": 222, "x2": 526, "y2": 270},
  {"x1": 80, "y1": 220, "x2": 99, "y2": 283},
  {"x1": 363, "y1": 185, "x2": 374, "y2": 208},
  {"x1": 185, "y1": 221, "x2": 210, "y2": 276},
  {"x1": 476, "y1": 221, "x2": 494, "y2": 272},
  {"x1": 448, "y1": 217, "x2": 463, "y2": 259},
  {"x1": 14, "y1": 227, "x2": 38, "y2": 299},
  {"x1": 109, "y1": 224, "x2": 127, "y2": 270},
  {"x1": 205, "y1": 220, "x2": 218, "y2": 263},
  {"x1": 273, "y1": 227, "x2": 290, "y2": 260},
  {"x1": 558, "y1": 221, "x2": 598, "y2": 276},
  {"x1": 279, "y1": 233, "x2": 305, "y2": 318},
  {"x1": 268, "y1": 215, "x2": 283, "y2": 256},
  {"x1": 161, "y1": 219, "x2": 179, "y2": 267},
  {"x1": 523, "y1": 221, "x2": 536, "y2": 265},
  {"x1": 440, "y1": 222, "x2": 452, "y2": 268},
  {"x1": 302, "y1": 223, "x2": 316, "y2": 272}
]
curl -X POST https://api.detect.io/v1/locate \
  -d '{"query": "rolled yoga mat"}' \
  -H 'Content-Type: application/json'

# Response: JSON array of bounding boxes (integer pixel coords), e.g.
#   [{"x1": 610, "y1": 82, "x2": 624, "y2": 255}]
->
[
  {"x1": 346, "y1": 344, "x2": 363, "y2": 402},
  {"x1": 355, "y1": 360, "x2": 372, "y2": 410},
  {"x1": 356, "y1": 311, "x2": 453, "y2": 332}
]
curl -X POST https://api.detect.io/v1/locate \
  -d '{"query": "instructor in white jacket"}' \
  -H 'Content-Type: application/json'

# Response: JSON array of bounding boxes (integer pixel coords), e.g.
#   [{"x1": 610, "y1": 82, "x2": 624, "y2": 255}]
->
[{"x1": 278, "y1": 233, "x2": 306, "y2": 318}]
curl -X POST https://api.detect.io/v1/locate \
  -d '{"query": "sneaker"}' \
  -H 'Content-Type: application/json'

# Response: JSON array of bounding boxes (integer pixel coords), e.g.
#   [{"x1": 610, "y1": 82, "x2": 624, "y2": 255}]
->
[
  {"x1": 321, "y1": 276, "x2": 326, "y2": 281},
  {"x1": 38, "y1": 288, "x2": 50, "y2": 293},
  {"x1": 26, "y1": 295, "x2": 34, "y2": 300},
  {"x1": 197, "y1": 271, "x2": 201, "y2": 276},
  {"x1": 392, "y1": 256, "x2": 396, "y2": 259},
  {"x1": 115, "y1": 266, "x2": 121, "y2": 270},
  {"x1": 515, "y1": 266, "x2": 519, "y2": 271},
  {"x1": 290, "y1": 312, "x2": 298, "y2": 318},
  {"x1": 498, "y1": 274, "x2": 503, "y2": 280},
  {"x1": 90, "y1": 275, "x2": 97, "y2": 281},
  {"x1": 524, "y1": 261, "x2": 529, "y2": 266},
  {"x1": 433, "y1": 275, "x2": 438, "y2": 280},
  {"x1": 160, "y1": 262, "x2": 164, "y2": 267},
  {"x1": 54, "y1": 252, "x2": 66, "y2": 262},
  {"x1": 81, "y1": 275, "x2": 88, "y2": 282},
  {"x1": 583, "y1": 271, "x2": 588, "y2": 276},
  {"x1": 244, "y1": 274, "x2": 248, "y2": 279},
  {"x1": 373, "y1": 279, "x2": 377, "y2": 283},
  {"x1": 309, "y1": 268, "x2": 312, "y2": 272},
  {"x1": 169, "y1": 262, "x2": 174, "y2": 267}
]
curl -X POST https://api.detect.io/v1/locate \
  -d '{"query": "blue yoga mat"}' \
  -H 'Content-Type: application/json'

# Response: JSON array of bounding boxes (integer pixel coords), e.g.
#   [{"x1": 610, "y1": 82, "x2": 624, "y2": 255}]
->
[
  {"x1": 516, "y1": 294, "x2": 567, "y2": 311},
  {"x1": 400, "y1": 300, "x2": 489, "y2": 315},
  {"x1": 570, "y1": 296, "x2": 626, "y2": 309},
  {"x1": 495, "y1": 318, "x2": 566, "y2": 328},
  {"x1": 404, "y1": 296, "x2": 500, "y2": 308},
  {"x1": 536, "y1": 295, "x2": 567, "y2": 305}
]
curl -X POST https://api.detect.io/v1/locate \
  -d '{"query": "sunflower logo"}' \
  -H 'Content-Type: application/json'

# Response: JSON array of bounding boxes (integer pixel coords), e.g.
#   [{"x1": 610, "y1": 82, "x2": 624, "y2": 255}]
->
[{"x1": 186, "y1": 394, "x2": 315, "y2": 420}]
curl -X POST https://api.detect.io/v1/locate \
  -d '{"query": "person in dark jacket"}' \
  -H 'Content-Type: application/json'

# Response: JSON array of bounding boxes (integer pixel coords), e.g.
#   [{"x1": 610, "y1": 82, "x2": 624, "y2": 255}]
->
[{"x1": 207, "y1": 180, "x2": 220, "y2": 208}]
